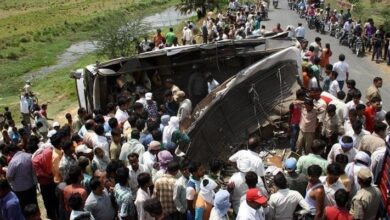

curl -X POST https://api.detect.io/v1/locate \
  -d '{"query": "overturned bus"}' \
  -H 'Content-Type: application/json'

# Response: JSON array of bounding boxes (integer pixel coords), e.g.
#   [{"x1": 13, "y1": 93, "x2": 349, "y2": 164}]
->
[{"x1": 70, "y1": 35, "x2": 297, "y2": 113}]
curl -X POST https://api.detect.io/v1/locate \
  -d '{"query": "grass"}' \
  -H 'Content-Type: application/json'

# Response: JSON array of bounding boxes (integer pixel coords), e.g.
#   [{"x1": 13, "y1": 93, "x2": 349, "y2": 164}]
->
[
  {"x1": 0, "y1": 0, "x2": 179, "y2": 103},
  {"x1": 326, "y1": 0, "x2": 390, "y2": 26}
]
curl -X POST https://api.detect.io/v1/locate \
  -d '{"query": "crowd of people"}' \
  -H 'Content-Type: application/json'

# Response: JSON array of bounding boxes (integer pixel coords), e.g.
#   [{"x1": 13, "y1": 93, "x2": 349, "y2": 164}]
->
[{"x1": 1, "y1": 1, "x2": 390, "y2": 220}]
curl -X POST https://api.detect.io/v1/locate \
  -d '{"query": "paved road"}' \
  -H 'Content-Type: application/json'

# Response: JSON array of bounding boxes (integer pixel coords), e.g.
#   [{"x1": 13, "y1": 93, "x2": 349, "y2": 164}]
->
[{"x1": 262, "y1": 0, "x2": 390, "y2": 110}]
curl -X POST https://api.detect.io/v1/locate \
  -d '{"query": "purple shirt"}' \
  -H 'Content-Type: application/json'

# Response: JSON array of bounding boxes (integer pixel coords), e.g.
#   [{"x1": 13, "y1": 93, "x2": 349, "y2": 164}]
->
[
  {"x1": 0, "y1": 191, "x2": 25, "y2": 220},
  {"x1": 6, "y1": 151, "x2": 36, "y2": 192}
]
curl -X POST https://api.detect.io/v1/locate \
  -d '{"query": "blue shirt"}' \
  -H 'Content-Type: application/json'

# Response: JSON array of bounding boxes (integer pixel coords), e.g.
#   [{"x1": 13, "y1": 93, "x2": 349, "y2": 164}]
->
[
  {"x1": 6, "y1": 151, "x2": 36, "y2": 192},
  {"x1": 0, "y1": 191, "x2": 25, "y2": 220}
]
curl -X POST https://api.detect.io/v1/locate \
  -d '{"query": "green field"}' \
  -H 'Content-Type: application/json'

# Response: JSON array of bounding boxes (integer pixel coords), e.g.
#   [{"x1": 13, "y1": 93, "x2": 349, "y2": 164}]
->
[{"x1": 0, "y1": 0, "x2": 179, "y2": 119}]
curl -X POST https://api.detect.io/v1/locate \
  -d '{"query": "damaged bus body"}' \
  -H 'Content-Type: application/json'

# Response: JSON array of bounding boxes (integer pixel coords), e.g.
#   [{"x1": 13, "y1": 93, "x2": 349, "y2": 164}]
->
[{"x1": 71, "y1": 36, "x2": 296, "y2": 113}]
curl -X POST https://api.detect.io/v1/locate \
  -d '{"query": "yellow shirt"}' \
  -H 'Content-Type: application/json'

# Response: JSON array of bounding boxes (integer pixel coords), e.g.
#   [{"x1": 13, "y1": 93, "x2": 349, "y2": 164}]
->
[{"x1": 52, "y1": 148, "x2": 63, "y2": 183}]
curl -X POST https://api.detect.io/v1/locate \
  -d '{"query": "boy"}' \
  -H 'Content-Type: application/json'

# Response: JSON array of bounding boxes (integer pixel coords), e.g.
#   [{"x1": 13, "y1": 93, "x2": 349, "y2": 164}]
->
[
  {"x1": 322, "y1": 104, "x2": 343, "y2": 155},
  {"x1": 289, "y1": 89, "x2": 306, "y2": 152},
  {"x1": 110, "y1": 128, "x2": 122, "y2": 160}
]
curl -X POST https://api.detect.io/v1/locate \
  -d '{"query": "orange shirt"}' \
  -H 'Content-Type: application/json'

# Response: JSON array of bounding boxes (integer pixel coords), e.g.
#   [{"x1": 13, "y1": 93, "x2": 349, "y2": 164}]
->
[
  {"x1": 302, "y1": 71, "x2": 310, "y2": 89},
  {"x1": 63, "y1": 184, "x2": 88, "y2": 212}
]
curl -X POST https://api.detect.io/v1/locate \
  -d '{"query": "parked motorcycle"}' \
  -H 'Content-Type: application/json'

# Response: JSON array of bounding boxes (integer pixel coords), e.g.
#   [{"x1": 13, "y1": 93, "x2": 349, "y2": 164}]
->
[
  {"x1": 329, "y1": 22, "x2": 338, "y2": 37},
  {"x1": 315, "y1": 18, "x2": 326, "y2": 34},
  {"x1": 355, "y1": 36, "x2": 364, "y2": 57},
  {"x1": 307, "y1": 16, "x2": 316, "y2": 29}
]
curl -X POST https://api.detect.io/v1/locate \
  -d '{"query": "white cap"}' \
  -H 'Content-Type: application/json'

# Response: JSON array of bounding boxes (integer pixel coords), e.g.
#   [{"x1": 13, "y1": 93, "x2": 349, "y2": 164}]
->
[
  {"x1": 145, "y1": 92, "x2": 153, "y2": 101},
  {"x1": 52, "y1": 121, "x2": 60, "y2": 128}
]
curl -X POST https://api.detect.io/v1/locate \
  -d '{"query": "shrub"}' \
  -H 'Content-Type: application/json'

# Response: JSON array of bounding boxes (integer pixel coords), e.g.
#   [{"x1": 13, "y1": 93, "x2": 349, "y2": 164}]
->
[
  {"x1": 6, "y1": 52, "x2": 19, "y2": 60},
  {"x1": 19, "y1": 36, "x2": 30, "y2": 43}
]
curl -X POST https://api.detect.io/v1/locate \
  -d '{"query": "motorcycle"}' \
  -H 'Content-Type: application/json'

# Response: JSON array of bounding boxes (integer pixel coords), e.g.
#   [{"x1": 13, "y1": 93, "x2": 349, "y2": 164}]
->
[
  {"x1": 315, "y1": 18, "x2": 326, "y2": 34},
  {"x1": 307, "y1": 16, "x2": 316, "y2": 29},
  {"x1": 273, "y1": 0, "x2": 278, "y2": 8},
  {"x1": 355, "y1": 36, "x2": 364, "y2": 57},
  {"x1": 288, "y1": 0, "x2": 294, "y2": 10},
  {"x1": 329, "y1": 22, "x2": 338, "y2": 37},
  {"x1": 335, "y1": 25, "x2": 342, "y2": 39},
  {"x1": 299, "y1": 6, "x2": 305, "y2": 18}
]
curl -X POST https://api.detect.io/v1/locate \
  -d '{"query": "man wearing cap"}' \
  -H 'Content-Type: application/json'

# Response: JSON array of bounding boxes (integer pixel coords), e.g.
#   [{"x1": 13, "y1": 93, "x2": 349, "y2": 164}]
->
[
  {"x1": 236, "y1": 188, "x2": 267, "y2": 220},
  {"x1": 47, "y1": 121, "x2": 60, "y2": 138},
  {"x1": 359, "y1": 121, "x2": 386, "y2": 154},
  {"x1": 268, "y1": 172, "x2": 310, "y2": 219},
  {"x1": 284, "y1": 158, "x2": 308, "y2": 197},
  {"x1": 327, "y1": 136, "x2": 357, "y2": 164},
  {"x1": 144, "y1": 92, "x2": 158, "y2": 120},
  {"x1": 176, "y1": 91, "x2": 192, "y2": 123},
  {"x1": 141, "y1": 140, "x2": 160, "y2": 173},
  {"x1": 345, "y1": 151, "x2": 372, "y2": 196},
  {"x1": 350, "y1": 167, "x2": 380, "y2": 220}
]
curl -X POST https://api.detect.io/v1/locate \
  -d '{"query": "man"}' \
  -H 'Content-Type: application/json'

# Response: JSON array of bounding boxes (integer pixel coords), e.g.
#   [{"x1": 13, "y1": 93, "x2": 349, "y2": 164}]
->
[
  {"x1": 296, "y1": 98, "x2": 320, "y2": 155},
  {"x1": 120, "y1": 130, "x2": 145, "y2": 163},
  {"x1": 345, "y1": 120, "x2": 370, "y2": 150},
  {"x1": 339, "y1": 19, "x2": 353, "y2": 44},
  {"x1": 153, "y1": 29, "x2": 164, "y2": 48},
  {"x1": 228, "y1": 158, "x2": 267, "y2": 214},
  {"x1": 327, "y1": 135, "x2": 357, "y2": 164},
  {"x1": 205, "y1": 72, "x2": 220, "y2": 93},
  {"x1": 164, "y1": 90, "x2": 179, "y2": 116},
  {"x1": 365, "y1": 77, "x2": 382, "y2": 104},
  {"x1": 329, "y1": 91, "x2": 347, "y2": 125},
  {"x1": 284, "y1": 158, "x2": 308, "y2": 197},
  {"x1": 350, "y1": 167, "x2": 381, "y2": 220},
  {"x1": 182, "y1": 26, "x2": 193, "y2": 45},
  {"x1": 320, "y1": 163, "x2": 345, "y2": 206},
  {"x1": 84, "y1": 177, "x2": 116, "y2": 220},
  {"x1": 141, "y1": 140, "x2": 160, "y2": 173},
  {"x1": 6, "y1": 144, "x2": 37, "y2": 210},
  {"x1": 295, "y1": 23, "x2": 305, "y2": 40},
  {"x1": 0, "y1": 179, "x2": 25, "y2": 220},
  {"x1": 174, "y1": 159, "x2": 190, "y2": 219},
  {"x1": 305, "y1": 165, "x2": 325, "y2": 219},
  {"x1": 272, "y1": 23, "x2": 283, "y2": 33},
  {"x1": 345, "y1": 80, "x2": 359, "y2": 103},
  {"x1": 324, "y1": 188, "x2": 352, "y2": 219},
  {"x1": 154, "y1": 160, "x2": 180, "y2": 218},
  {"x1": 309, "y1": 37, "x2": 322, "y2": 59},
  {"x1": 328, "y1": 71, "x2": 340, "y2": 97},
  {"x1": 165, "y1": 27, "x2": 176, "y2": 47},
  {"x1": 186, "y1": 161, "x2": 205, "y2": 219},
  {"x1": 20, "y1": 93, "x2": 31, "y2": 127},
  {"x1": 127, "y1": 153, "x2": 149, "y2": 195},
  {"x1": 297, "y1": 139, "x2": 328, "y2": 175},
  {"x1": 345, "y1": 151, "x2": 372, "y2": 196},
  {"x1": 144, "y1": 92, "x2": 158, "y2": 120},
  {"x1": 176, "y1": 90, "x2": 192, "y2": 123},
  {"x1": 115, "y1": 96, "x2": 130, "y2": 126},
  {"x1": 268, "y1": 172, "x2": 310, "y2": 219},
  {"x1": 63, "y1": 166, "x2": 88, "y2": 214},
  {"x1": 82, "y1": 119, "x2": 97, "y2": 149},
  {"x1": 332, "y1": 54, "x2": 349, "y2": 90},
  {"x1": 359, "y1": 121, "x2": 386, "y2": 154},
  {"x1": 307, "y1": 69, "x2": 319, "y2": 90},
  {"x1": 344, "y1": 90, "x2": 364, "y2": 121},
  {"x1": 321, "y1": 104, "x2": 343, "y2": 152},
  {"x1": 59, "y1": 140, "x2": 78, "y2": 180},
  {"x1": 73, "y1": 108, "x2": 86, "y2": 133},
  {"x1": 114, "y1": 167, "x2": 136, "y2": 219},
  {"x1": 229, "y1": 136, "x2": 266, "y2": 183},
  {"x1": 236, "y1": 188, "x2": 267, "y2": 220},
  {"x1": 364, "y1": 97, "x2": 382, "y2": 133}
]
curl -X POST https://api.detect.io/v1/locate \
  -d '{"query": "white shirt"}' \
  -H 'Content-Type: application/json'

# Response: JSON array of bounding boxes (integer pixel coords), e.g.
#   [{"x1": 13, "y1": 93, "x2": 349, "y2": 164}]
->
[
  {"x1": 345, "y1": 129, "x2": 370, "y2": 149},
  {"x1": 328, "y1": 80, "x2": 340, "y2": 97},
  {"x1": 20, "y1": 96, "x2": 29, "y2": 114},
  {"x1": 208, "y1": 79, "x2": 220, "y2": 93},
  {"x1": 344, "y1": 100, "x2": 364, "y2": 120},
  {"x1": 134, "y1": 188, "x2": 154, "y2": 220},
  {"x1": 177, "y1": 99, "x2": 192, "y2": 122},
  {"x1": 210, "y1": 207, "x2": 229, "y2": 220},
  {"x1": 183, "y1": 28, "x2": 193, "y2": 42},
  {"x1": 320, "y1": 176, "x2": 346, "y2": 206},
  {"x1": 92, "y1": 135, "x2": 109, "y2": 158},
  {"x1": 115, "y1": 108, "x2": 129, "y2": 124},
  {"x1": 174, "y1": 175, "x2": 189, "y2": 213},
  {"x1": 236, "y1": 201, "x2": 265, "y2": 220},
  {"x1": 295, "y1": 26, "x2": 305, "y2": 38},
  {"x1": 327, "y1": 143, "x2": 358, "y2": 164},
  {"x1": 308, "y1": 77, "x2": 319, "y2": 90},
  {"x1": 141, "y1": 151, "x2": 156, "y2": 173},
  {"x1": 229, "y1": 150, "x2": 265, "y2": 177},
  {"x1": 128, "y1": 164, "x2": 148, "y2": 194},
  {"x1": 228, "y1": 172, "x2": 266, "y2": 213},
  {"x1": 345, "y1": 162, "x2": 373, "y2": 194},
  {"x1": 268, "y1": 188, "x2": 310, "y2": 220},
  {"x1": 371, "y1": 147, "x2": 386, "y2": 182},
  {"x1": 332, "y1": 61, "x2": 349, "y2": 81}
]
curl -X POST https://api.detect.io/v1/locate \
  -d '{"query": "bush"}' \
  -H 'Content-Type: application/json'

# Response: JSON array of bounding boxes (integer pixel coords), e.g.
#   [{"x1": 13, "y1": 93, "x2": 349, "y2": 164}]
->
[
  {"x1": 19, "y1": 36, "x2": 30, "y2": 43},
  {"x1": 6, "y1": 51, "x2": 19, "y2": 60}
]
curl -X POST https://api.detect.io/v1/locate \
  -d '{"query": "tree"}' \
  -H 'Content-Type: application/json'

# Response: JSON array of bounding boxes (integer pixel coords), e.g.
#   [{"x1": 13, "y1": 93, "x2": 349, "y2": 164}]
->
[
  {"x1": 94, "y1": 13, "x2": 149, "y2": 59},
  {"x1": 176, "y1": 0, "x2": 223, "y2": 19}
]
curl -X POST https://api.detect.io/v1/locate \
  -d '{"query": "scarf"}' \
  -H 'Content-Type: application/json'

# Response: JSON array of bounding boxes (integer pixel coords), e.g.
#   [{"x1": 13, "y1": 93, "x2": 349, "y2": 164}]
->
[
  {"x1": 339, "y1": 137, "x2": 354, "y2": 150},
  {"x1": 92, "y1": 146, "x2": 110, "y2": 171},
  {"x1": 163, "y1": 116, "x2": 179, "y2": 144},
  {"x1": 213, "y1": 190, "x2": 231, "y2": 218},
  {"x1": 199, "y1": 178, "x2": 218, "y2": 204},
  {"x1": 157, "y1": 150, "x2": 173, "y2": 171}
]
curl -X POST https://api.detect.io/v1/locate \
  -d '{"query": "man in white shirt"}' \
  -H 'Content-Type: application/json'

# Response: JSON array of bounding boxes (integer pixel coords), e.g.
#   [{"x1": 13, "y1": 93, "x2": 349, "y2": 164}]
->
[
  {"x1": 115, "y1": 96, "x2": 130, "y2": 126},
  {"x1": 329, "y1": 91, "x2": 347, "y2": 125},
  {"x1": 236, "y1": 188, "x2": 267, "y2": 220},
  {"x1": 320, "y1": 163, "x2": 345, "y2": 206},
  {"x1": 182, "y1": 26, "x2": 193, "y2": 45},
  {"x1": 295, "y1": 23, "x2": 305, "y2": 40},
  {"x1": 205, "y1": 72, "x2": 220, "y2": 93},
  {"x1": 328, "y1": 71, "x2": 340, "y2": 97},
  {"x1": 345, "y1": 120, "x2": 370, "y2": 149},
  {"x1": 268, "y1": 173, "x2": 309, "y2": 219},
  {"x1": 332, "y1": 54, "x2": 349, "y2": 90},
  {"x1": 127, "y1": 153, "x2": 149, "y2": 195},
  {"x1": 327, "y1": 136, "x2": 357, "y2": 164},
  {"x1": 343, "y1": 90, "x2": 363, "y2": 120},
  {"x1": 20, "y1": 93, "x2": 31, "y2": 126}
]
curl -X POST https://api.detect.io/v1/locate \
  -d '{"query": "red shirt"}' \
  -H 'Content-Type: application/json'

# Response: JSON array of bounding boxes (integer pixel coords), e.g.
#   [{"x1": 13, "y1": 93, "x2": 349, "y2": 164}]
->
[
  {"x1": 364, "y1": 106, "x2": 376, "y2": 133},
  {"x1": 32, "y1": 147, "x2": 54, "y2": 185},
  {"x1": 290, "y1": 102, "x2": 302, "y2": 125},
  {"x1": 63, "y1": 184, "x2": 88, "y2": 212},
  {"x1": 325, "y1": 206, "x2": 352, "y2": 220}
]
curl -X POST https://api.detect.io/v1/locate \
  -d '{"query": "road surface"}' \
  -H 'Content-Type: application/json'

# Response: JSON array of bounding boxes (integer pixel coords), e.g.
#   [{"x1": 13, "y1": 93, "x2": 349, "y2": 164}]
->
[{"x1": 262, "y1": 0, "x2": 390, "y2": 110}]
